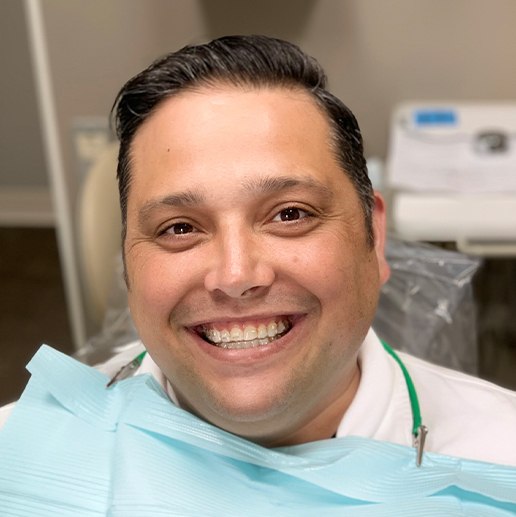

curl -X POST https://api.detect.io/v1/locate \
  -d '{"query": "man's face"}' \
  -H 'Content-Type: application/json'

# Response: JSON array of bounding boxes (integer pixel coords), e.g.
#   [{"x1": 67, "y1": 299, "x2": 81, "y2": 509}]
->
[{"x1": 125, "y1": 85, "x2": 389, "y2": 446}]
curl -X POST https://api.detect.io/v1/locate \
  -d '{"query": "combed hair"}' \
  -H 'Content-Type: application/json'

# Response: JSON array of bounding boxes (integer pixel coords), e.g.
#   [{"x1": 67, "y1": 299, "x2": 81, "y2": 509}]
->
[{"x1": 112, "y1": 35, "x2": 374, "y2": 244}]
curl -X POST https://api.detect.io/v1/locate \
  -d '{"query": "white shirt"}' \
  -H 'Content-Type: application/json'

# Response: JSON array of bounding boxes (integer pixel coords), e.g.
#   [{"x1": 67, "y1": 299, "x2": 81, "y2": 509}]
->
[
  {"x1": 342, "y1": 330, "x2": 516, "y2": 465},
  {"x1": 2, "y1": 329, "x2": 516, "y2": 465}
]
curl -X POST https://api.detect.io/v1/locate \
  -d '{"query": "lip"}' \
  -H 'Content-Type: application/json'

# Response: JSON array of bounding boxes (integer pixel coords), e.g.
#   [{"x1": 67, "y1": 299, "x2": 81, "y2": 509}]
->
[{"x1": 184, "y1": 313, "x2": 307, "y2": 366}]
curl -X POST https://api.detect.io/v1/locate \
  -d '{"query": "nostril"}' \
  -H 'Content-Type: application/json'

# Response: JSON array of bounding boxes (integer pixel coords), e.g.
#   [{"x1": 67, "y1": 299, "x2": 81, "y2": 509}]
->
[{"x1": 240, "y1": 286, "x2": 259, "y2": 298}]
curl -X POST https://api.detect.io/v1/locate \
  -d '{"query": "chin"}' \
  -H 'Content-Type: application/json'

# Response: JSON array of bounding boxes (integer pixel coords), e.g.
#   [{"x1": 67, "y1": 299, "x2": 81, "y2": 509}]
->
[{"x1": 190, "y1": 385, "x2": 294, "y2": 435}]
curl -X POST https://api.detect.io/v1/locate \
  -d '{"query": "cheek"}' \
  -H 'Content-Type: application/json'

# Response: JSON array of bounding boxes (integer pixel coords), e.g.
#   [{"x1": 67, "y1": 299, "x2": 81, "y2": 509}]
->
[
  {"x1": 126, "y1": 248, "x2": 189, "y2": 318},
  {"x1": 289, "y1": 238, "x2": 379, "y2": 320},
  {"x1": 282, "y1": 239, "x2": 355, "y2": 299}
]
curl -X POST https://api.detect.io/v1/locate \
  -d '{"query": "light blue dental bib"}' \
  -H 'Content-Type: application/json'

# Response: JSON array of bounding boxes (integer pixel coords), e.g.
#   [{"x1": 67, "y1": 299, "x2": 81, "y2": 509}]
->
[{"x1": 1, "y1": 346, "x2": 515, "y2": 516}]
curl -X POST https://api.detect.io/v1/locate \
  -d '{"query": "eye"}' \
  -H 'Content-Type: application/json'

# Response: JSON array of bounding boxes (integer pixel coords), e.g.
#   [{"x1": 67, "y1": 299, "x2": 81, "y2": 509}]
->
[
  {"x1": 157, "y1": 220, "x2": 202, "y2": 251},
  {"x1": 272, "y1": 206, "x2": 312, "y2": 222},
  {"x1": 166, "y1": 222, "x2": 195, "y2": 235}
]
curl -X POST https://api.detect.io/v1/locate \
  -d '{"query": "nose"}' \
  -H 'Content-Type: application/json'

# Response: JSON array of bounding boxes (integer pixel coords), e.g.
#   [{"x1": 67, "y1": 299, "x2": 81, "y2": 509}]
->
[{"x1": 204, "y1": 229, "x2": 275, "y2": 298}]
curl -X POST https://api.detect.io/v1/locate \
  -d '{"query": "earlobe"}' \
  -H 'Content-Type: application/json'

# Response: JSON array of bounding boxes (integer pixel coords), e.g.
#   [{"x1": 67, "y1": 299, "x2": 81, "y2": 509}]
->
[{"x1": 372, "y1": 192, "x2": 391, "y2": 285}]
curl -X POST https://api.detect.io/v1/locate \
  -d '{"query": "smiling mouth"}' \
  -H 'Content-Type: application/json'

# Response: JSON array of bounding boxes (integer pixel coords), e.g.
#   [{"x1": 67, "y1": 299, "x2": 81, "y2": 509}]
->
[{"x1": 195, "y1": 317, "x2": 293, "y2": 350}]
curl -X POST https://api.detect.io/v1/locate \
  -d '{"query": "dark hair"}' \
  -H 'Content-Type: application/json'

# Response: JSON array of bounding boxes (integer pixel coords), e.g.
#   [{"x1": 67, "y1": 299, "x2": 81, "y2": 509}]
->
[{"x1": 112, "y1": 35, "x2": 374, "y2": 245}]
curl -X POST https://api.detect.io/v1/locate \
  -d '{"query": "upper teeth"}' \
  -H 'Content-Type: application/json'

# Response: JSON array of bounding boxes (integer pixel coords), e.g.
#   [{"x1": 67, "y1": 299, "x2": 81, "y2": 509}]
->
[{"x1": 203, "y1": 320, "x2": 288, "y2": 346}]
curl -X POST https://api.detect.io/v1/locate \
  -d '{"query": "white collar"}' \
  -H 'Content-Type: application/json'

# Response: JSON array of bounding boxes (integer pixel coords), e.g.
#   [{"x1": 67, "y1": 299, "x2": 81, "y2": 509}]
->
[{"x1": 335, "y1": 329, "x2": 412, "y2": 446}]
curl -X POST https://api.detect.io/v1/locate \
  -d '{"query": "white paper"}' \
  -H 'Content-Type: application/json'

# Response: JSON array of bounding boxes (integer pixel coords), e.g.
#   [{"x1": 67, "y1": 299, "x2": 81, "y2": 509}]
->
[{"x1": 387, "y1": 106, "x2": 516, "y2": 194}]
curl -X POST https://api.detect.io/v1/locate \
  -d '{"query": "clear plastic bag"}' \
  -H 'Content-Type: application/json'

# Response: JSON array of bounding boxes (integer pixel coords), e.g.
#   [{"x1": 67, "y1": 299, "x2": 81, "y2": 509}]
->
[{"x1": 374, "y1": 237, "x2": 481, "y2": 374}]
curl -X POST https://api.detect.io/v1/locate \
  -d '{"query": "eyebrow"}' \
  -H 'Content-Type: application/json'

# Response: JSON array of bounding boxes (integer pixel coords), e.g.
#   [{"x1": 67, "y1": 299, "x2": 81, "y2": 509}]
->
[
  {"x1": 138, "y1": 174, "x2": 334, "y2": 226},
  {"x1": 242, "y1": 175, "x2": 335, "y2": 201},
  {"x1": 138, "y1": 189, "x2": 206, "y2": 226}
]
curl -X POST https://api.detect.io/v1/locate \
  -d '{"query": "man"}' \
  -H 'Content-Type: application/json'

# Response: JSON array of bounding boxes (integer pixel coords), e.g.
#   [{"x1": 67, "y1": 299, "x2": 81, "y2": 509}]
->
[
  {"x1": 110, "y1": 34, "x2": 516, "y2": 461},
  {"x1": 116, "y1": 37, "x2": 390, "y2": 449},
  {"x1": 1, "y1": 35, "x2": 515, "y2": 512}
]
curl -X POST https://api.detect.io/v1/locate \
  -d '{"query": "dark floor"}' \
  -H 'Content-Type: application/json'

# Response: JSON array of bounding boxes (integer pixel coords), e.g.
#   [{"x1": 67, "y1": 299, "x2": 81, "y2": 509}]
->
[
  {"x1": 0, "y1": 227, "x2": 74, "y2": 405},
  {"x1": 1, "y1": 228, "x2": 515, "y2": 408}
]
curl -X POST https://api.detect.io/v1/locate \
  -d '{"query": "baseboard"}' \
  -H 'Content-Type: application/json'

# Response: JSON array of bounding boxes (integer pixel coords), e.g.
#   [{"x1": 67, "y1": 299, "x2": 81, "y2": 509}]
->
[{"x1": 0, "y1": 186, "x2": 55, "y2": 227}]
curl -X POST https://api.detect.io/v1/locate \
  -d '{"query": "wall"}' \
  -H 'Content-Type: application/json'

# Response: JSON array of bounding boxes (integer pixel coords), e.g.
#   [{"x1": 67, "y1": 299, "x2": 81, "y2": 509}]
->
[
  {"x1": 12, "y1": 0, "x2": 516, "y2": 189},
  {"x1": 0, "y1": 1, "x2": 52, "y2": 226},
  {"x1": 200, "y1": 0, "x2": 516, "y2": 158},
  {"x1": 40, "y1": 0, "x2": 516, "y2": 197},
  {"x1": 0, "y1": 1, "x2": 47, "y2": 188},
  {"x1": 300, "y1": 0, "x2": 516, "y2": 158},
  {"x1": 40, "y1": 0, "x2": 207, "y2": 212}
]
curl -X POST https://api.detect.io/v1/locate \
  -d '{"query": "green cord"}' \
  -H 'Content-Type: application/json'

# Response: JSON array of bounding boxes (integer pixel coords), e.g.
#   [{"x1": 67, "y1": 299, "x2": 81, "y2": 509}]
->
[
  {"x1": 381, "y1": 340, "x2": 422, "y2": 436},
  {"x1": 106, "y1": 350, "x2": 148, "y2": 388},
  {"x1": 135, "y1": 350, "x2": 147, "y2": 365}
]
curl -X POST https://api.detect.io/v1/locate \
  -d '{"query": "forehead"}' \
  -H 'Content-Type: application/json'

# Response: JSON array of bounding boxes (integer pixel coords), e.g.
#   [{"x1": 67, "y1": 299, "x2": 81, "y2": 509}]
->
[
  {"x1": 133, "y1": 85, "x2": 333, "y2": 154},
  {"x1": 128, "y1": 85, "x2": 348, "y2": 203}
]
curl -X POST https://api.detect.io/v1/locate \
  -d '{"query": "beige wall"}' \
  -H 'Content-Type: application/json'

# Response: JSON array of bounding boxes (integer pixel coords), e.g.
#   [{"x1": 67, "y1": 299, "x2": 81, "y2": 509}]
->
[
  {"x1": 42, "y1": 0, "x2": 516, "y2": 191},
  {"x1": 299, "y1": 0, "x2": 516, "y2": 158},
  {"x1": 40, "y1": 0, "x2": 207, "y2": 207},
  {"x1": 204, "y1": 0, "x2": 516, "y2": 158},
  {"x1": 0, "y1": 1, "x2": 47, "y2": 187},
  {"x1": 5, "y1": 0, "x2": 516, "y2": 189}
]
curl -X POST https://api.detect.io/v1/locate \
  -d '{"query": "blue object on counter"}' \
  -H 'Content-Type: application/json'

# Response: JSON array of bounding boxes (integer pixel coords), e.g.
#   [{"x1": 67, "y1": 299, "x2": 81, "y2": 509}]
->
[{"x1": 414, "y1": 109, "x2": 457, "y2": 126}]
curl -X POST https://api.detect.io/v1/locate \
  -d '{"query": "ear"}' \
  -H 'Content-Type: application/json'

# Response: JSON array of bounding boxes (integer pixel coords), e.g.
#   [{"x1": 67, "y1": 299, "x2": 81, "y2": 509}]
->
[{"x1": 371, "y1": 192, "x2": 390, "y2": 285}]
